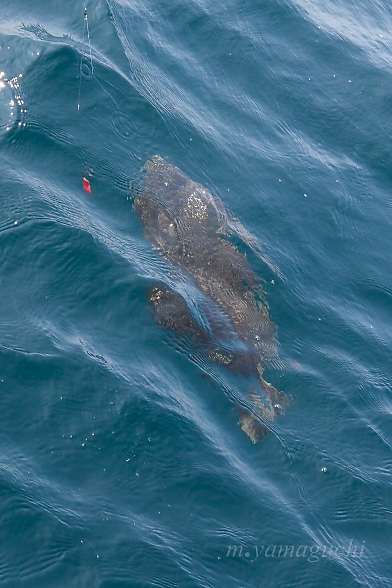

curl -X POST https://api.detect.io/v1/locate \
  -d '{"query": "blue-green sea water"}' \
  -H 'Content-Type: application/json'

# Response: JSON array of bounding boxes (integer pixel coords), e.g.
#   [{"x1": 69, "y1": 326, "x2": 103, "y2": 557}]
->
[{"x1": 0, "y1": 0, "x2": 391, "y2": 586}]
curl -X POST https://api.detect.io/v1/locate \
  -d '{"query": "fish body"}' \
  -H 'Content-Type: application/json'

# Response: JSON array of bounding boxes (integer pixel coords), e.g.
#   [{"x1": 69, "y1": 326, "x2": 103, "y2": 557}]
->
[{"x1": 134, "y1": 155, "x2": 288, "y2": 441}]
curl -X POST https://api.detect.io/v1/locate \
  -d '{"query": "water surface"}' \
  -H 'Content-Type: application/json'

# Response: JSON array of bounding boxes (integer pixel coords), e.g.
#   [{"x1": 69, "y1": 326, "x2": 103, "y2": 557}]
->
[{"x1": 0, "y1": 0, "x2": 391, "y2": 586}]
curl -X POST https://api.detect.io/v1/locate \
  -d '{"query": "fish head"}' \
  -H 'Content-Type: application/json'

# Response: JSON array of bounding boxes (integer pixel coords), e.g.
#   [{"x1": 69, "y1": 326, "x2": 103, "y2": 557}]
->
[{"x1": 134, "y1": 156, "x2": 220, "y2": 259}]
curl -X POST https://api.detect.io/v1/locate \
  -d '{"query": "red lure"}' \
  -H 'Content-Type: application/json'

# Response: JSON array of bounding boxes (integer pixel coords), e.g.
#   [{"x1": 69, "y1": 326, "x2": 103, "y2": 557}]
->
[{"x1": 82, "y1": 177, "x2": 92, "y2": 193}]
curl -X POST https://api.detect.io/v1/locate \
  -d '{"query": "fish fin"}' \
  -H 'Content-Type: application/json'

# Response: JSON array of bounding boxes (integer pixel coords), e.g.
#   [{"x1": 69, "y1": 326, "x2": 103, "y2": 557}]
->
[
  {"x1": 146, "y1": 286, "x2": 205, "y2": 340},
  {"x1": 237, "y1": 407, "x2": 271, "y2": 443}
]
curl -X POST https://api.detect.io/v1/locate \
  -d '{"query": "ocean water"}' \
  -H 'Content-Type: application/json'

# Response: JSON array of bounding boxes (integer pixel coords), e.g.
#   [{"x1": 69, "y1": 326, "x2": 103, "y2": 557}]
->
[{"x1": 0, "y1": 0, "x2": 391, "y2": 586}]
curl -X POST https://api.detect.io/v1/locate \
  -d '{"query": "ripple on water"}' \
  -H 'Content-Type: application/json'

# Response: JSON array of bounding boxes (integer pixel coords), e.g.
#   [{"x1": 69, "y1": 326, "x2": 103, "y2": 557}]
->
[
  {"x1": 111, "y1": 95, "x2": 168, "y2": 143},
  {"x1": 79, "y1": 57, "x2": 95, "y2": 83}
]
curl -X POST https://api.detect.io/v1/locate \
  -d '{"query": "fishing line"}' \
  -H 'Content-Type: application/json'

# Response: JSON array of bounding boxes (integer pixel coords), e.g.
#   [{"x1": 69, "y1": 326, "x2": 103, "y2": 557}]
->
[
  {"x1": 78, "y1": 7, "x2": 94, "y2": 111},
  {"x1": 76, "y1": 6, "x2": 137, "y2": 191},
  {"x1": 77, "y1": 6, "x2": 138, "y2": 124},
  {"x1": 85, "y1": 7, "x2": 94, "y2": 75}
]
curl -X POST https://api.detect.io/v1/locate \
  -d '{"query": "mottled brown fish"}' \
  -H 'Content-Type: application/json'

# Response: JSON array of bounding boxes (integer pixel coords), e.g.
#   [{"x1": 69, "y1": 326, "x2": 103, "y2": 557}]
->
[{"x1": 133, "y1": 155, "x2": 288, "y2": 442}]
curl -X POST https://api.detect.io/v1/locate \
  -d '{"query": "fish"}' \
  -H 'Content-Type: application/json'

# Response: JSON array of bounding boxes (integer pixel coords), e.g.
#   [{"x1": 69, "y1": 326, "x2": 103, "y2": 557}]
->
[{"x1": 133, "y1": 155, "x2": 288, "y2": 442}]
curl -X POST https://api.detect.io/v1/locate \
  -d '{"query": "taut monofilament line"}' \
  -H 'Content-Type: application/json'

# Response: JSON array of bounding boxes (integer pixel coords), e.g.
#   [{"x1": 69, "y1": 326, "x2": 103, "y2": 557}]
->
[{"x1": 77, "y1": 7, "x2": 94, "y2": 111}]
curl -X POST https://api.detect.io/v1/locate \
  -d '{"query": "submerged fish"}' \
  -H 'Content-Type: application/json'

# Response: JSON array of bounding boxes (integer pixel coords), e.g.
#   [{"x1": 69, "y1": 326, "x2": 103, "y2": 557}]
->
[{"x1": 133, "y1": 155, "x2": 288, "y2": 442}]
